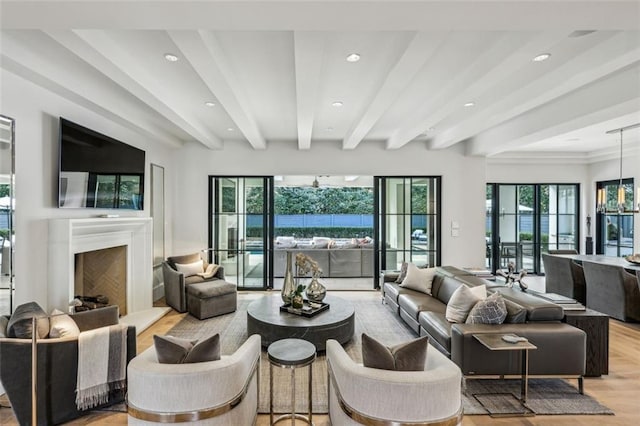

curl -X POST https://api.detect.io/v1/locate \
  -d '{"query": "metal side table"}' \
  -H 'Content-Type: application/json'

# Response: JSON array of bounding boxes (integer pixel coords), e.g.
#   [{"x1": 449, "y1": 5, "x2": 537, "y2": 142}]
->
[{"x1": 268, "y1": 338, "x2": 316, "y2": 425}]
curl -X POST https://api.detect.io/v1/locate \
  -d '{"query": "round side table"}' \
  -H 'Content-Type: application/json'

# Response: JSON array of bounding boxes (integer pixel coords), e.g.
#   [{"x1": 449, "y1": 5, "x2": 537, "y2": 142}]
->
[{"x1": 268, "y1": 338, "x2": 316, "y2": 425}]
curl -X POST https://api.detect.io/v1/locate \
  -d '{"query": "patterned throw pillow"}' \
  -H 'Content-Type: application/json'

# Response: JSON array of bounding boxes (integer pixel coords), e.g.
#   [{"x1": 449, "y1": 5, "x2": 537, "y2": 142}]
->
[
  {"x1": 362, "y1": 333, "x2": 429, "y2": 371},
  {"x1": 466, "y1": 293, "x2": 508, "y2": 324}
]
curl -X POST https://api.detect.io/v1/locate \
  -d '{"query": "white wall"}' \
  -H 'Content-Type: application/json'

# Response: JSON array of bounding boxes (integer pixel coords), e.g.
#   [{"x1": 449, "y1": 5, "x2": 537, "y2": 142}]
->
[
  {"x1": 172, "y1": 141, "x2": 488, "y2": 268},
  {"x1": 1, "y1": 70, "x2": 175, "y2": 311}
]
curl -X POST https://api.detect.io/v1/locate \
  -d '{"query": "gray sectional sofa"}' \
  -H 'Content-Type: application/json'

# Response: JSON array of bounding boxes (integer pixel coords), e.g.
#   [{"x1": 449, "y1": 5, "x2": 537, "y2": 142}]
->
[{"x1": 383, "y1": 266, "x2": 587, "y2": 389}]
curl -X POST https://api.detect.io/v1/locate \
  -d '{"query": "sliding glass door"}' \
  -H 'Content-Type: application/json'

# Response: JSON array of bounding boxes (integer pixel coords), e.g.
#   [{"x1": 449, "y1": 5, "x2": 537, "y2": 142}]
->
[
  {"x1": 487, "y1": 183, "x2": 579, "y2": 274},
  {"x1": 375, "y1": 177, "x2": 441, "y2": 287},
  {"x1": 209, "y1": 177, "x2": 273, "y2": 290}
]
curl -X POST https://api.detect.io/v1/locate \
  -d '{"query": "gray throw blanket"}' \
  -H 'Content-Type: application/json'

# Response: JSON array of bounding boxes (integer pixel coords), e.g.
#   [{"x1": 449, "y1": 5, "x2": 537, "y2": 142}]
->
[{"x1": 76, "y1": 323, "x2": 127, "y2": 410}]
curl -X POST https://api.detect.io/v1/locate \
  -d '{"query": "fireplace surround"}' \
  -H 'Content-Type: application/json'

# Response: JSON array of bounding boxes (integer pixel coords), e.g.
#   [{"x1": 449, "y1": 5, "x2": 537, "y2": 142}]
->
[{"x1": 49, "y1": 217, "x2": 153, "y2": 314}]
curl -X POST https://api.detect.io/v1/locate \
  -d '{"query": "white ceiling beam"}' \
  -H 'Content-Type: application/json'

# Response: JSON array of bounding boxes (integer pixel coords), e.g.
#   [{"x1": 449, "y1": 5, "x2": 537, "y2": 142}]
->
[
  {"x1": 430, "y1": 32, "x2": 640, "y2": 151},
  {"x1": 385, "y1": 32, "x2": 563, "y2": 149},
  {"x1": 342, "y1": 31, "x2": 445, "y2": 150},
  {"x1": 169, "y1": 30, "x2": 266, "y2": 150},
  {"x1": 466, "y1": 64, "x2": 640, "y2": 156},
  {"x1": 63, "y1": 29, "x2": 222, "y2": 149},
  {"x1": 0, "y1": 32, "x2": 181, "y2": 147},
  {"x1": 293, "y1": 32, "x2": 325, "y2": 150},
  {"x1": 3, "y1": 2, "x2": 639, "y2": 31}
]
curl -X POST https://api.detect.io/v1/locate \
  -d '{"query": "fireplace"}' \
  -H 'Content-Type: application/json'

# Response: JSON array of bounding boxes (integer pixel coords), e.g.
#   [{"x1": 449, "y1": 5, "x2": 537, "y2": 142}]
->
[
  {"x1": 75, "y1": 245, "x2": 127, "y2": 315},
  {"x1": 49, "y1": 217, "x2": 153, "y2": 314}
]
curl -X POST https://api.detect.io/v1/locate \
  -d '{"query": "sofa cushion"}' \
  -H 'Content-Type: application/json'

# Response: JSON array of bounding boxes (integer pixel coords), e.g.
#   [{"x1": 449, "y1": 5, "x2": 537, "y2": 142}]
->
[
  {"x1": 49, "y1": 309, "x2": 81, "y2": 338},
  {"x1": 362, "y1": 333, "x2": 429, "y2": 371},
  {"x1": 419, "y1": 311, "x2": 453, "y2": 353},
  {"x1": 503, "y1": 298, "x2": 527, "y2": 324},
  {"x1": 445, "y1": 285, "x2": 486, "y2": 323},
  {"x1": 383, "y1": 282, "x2": 414, "y2": 304},
  {"x1": 493, "y1": 287, "x2": 564, "y2": 321},
  {"x1": 175, "y1": 259, "x2": 204, "y2": 277},
  {"x1": 7, "y1": 302, "x2": 50, "y2": 339},
  {"x1": 186, "y1": 281, "x2": 236, "y2": 299},
  {"x1": 398, "y1": 292, "x2": 446, "y2": 320},
  {"x1": 154, "y1": 333, "x2": 221, "y2": 364},
  {"x1": 465, "y1": 293, "x2": 507, "y2": 324},
  {"x1": 433, "y1": 276, "x2": 465, "y2": 305},
  {"x1": 400, "y1": 263, "x2": 436, "y2": 295}
]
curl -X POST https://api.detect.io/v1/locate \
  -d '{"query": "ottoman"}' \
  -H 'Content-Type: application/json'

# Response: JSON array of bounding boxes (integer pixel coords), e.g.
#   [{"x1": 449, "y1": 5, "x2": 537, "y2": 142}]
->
[{"x1": 186, "y1": 280, "x2": 237, "y2": 320}]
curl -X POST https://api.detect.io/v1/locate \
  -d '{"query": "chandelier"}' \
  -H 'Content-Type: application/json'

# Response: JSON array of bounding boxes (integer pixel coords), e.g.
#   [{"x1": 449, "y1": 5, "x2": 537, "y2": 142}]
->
[{"x1": 597, "y1": 123, "x2": 640, "y2": 214}]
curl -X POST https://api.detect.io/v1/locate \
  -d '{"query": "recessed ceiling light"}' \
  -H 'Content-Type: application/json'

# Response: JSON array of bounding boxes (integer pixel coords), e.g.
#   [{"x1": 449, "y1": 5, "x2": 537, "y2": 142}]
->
[
  {"x1": 332, "y1": 101, "x2": 343, "y2": 107},
  {"x1": 346, "y1": 53, "x2": 361, "y2": 62},
  {"x1": 204, "y1": 101, "x2": 216, "y2": 107},
  {"x1": 227, "y1": 127, "x2": 234, "y2": 131},
  {"x1": 164, "y1": 53, "x2": 179, "y2": 62},
  {"x1": 464, "y1": 102, "x2": 475, "y2": 107},
  {"x1": 427, "y1": 127, "x2": 435, "y2": 132},
  {"x1": 533, "y1": 53, "x2": 551, "y2": 62},
  {"x1": 326, "y1": 127, "x2": 334, "y2": 132}
]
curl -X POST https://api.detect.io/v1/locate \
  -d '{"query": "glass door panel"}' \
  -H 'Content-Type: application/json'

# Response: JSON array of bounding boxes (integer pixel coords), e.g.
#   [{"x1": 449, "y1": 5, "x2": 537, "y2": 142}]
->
[
  {"x1": 211, "y1": 177, "x2": 272, "y2": 290},
  {"x1": 596, "y1": 179, "x2": 634, "y2": 257},
  {"x1": 376, "y1": 176, "x2": 441, "y2": 286}
]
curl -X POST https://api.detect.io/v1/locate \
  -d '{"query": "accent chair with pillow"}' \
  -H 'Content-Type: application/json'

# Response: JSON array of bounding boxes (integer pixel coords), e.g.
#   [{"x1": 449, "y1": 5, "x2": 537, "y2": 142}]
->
[
  {"x1": 162, "y1": 252, "x2": 237, "y2": 318},
  {"x1": 326, "y1": 338, "x2": 463, "y2": 425},
  {"x1": 0, "y1": 304, "x2": 136, "y2": 426},
  {"x1": 127, "y1": 334, "x2": 261, "y2": 425}
]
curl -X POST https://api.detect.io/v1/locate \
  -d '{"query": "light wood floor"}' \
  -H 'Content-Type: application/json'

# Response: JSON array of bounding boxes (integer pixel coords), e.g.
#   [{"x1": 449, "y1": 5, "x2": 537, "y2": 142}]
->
[{"x1": 2, "y1": 291, "x2": 639, "y2": 425}]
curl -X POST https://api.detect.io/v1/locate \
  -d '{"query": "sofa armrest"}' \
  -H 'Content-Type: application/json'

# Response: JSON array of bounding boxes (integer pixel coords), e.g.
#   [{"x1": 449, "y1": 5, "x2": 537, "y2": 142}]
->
[
  {"x1": 162, "y1": 262, "x2": 187, "y2": 312},
  {"x1": 451, "y1": 323, "x2": 585, "y2": 377},
  {"x1": 215, "y1": 265, "x2": 226, "y2": 280},
  {"x1": 72, "y1": 305, "x2": 120, "y2": 332}
]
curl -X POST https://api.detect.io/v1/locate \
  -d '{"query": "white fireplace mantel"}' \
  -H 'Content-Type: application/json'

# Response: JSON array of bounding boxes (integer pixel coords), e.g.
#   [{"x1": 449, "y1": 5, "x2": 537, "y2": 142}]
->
[{"x1": 48, "y1": 217, "x2": 153, "y2": 313}]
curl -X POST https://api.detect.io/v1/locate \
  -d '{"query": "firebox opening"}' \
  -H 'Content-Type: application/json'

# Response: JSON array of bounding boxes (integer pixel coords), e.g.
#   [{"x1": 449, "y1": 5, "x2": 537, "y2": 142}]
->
[{"x1": 74, "y1": 245, "x2": 127, "y2": 315}]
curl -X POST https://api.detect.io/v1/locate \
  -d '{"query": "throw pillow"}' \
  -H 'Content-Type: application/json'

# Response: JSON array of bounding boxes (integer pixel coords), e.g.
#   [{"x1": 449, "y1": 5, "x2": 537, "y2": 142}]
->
[
  {"x1": 175, "y1": 259, "x2": 204, "y2": 277},
  {"x1": 7, "y1": 301, "x2": 50, "y2": 339},
  {"x1": 154, "y1": 333, "x2": 221, "y2": 364},
  {"x1": 466, "y1": 293, "x2": 508, "y2": 324},
  {"x1": 399, "y1": 263, "x2": 436, "y2": 295},
  {"x1": 445, "y1": 284, "x2": 487, "y2": 323},
  {"x1": 184, "y1": 333, "x2": 221, "y2": 363},
  {"x1": 362, "y1": 333, "x2": 429, "y2": 371},
  {"x1": 49, "y1": 308, "x2": 81, "y2": 338},
  {"x1": 0, "y1": 315, "x2": 8, "y2": 338},
  {"x1": 395, "y1": 261, "x2": 409, "y2": 283}
]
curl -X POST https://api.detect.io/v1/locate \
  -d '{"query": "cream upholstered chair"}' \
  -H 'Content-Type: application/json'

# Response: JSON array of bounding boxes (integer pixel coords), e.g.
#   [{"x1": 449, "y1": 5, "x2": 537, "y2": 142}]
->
[
  {"x1": 127, "y1": 334, "x2": 260, "y2": 425},
  {"x1": 326, "y1": 339, "x2": 463, "y2": 425}
]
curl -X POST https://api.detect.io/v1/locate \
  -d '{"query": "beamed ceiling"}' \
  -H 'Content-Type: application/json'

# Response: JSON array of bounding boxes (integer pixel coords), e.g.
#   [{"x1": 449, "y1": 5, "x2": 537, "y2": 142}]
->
[{"x1": 1, "y1": 1, "x2": 639, "y2": 162}]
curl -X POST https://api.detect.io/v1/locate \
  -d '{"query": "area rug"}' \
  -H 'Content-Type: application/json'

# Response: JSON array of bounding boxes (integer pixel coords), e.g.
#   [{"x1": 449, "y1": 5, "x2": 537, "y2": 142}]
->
[
  {"x1": 166, "y1": 293, "x2": 613, "y2": 416},
  {"x1": 462, "y1": 378, "x2": 614, "y2": 415}
]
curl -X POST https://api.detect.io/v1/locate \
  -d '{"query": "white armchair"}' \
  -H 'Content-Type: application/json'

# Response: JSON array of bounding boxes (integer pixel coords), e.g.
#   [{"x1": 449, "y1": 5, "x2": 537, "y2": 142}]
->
[
  {"x1": 127, "y1": 334, "x2": 261, "y2": 425},
  {"x1": 326, "y1": 339, "x2": 463, "y2": 425}
]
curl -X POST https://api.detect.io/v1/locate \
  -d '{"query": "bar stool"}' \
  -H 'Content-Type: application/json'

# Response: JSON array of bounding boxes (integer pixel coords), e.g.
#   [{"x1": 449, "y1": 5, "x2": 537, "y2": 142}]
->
[{"x1": 268, "y1": 338, "x2": 316, "y2": 425}]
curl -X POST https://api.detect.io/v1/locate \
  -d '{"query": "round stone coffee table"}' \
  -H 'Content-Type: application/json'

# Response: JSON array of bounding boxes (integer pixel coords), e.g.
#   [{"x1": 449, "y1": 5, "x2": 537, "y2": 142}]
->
[{"x1": 247, "y1": 294, "x2": 355, "y2": 351}]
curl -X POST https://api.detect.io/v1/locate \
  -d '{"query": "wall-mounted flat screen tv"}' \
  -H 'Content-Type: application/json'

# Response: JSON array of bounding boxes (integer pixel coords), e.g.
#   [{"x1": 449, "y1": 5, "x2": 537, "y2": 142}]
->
[{"x1": 58, "y1": 118, "x2": 145, "y2": 210}]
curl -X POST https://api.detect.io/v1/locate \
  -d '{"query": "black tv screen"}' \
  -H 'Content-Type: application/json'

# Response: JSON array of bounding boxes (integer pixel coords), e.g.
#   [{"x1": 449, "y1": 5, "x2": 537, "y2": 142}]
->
[{"x1": 58, "y1": 118, "x2": 145, "y2": 210}]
